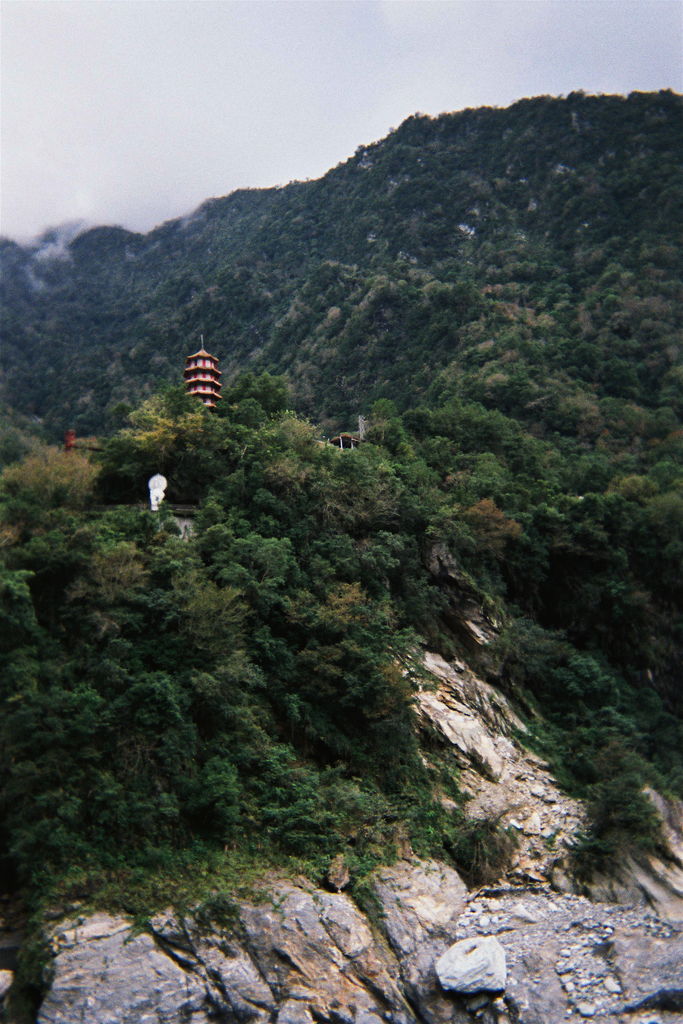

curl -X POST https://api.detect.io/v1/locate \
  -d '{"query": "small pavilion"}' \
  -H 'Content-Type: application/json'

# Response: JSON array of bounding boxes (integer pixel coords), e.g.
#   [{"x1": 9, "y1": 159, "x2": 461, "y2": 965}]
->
[{"x1": 330, "y1": 432, "x2": 361, "y2": 450}]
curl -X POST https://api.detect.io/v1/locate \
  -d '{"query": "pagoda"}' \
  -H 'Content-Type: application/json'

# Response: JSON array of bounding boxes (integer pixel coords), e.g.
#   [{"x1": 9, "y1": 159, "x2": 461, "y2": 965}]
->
[{"x1": 184, "y1": 347, "x2": 222, "y2": 408}]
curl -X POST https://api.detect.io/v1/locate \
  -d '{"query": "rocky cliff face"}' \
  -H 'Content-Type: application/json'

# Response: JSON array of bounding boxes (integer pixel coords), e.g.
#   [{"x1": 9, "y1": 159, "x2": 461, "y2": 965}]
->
[
  {"x1": 415, "y1": 651, "x2": 683, "y2": 921},
  {"x1": 5, "y1": 646, "x2": 683, "y2": 1023},
  {"x1": 34, "y1": 864, "x2": 683, "y2": 1024},
  {"x1": 416, "y1": 650, "x2": 586, "y2": 888}
]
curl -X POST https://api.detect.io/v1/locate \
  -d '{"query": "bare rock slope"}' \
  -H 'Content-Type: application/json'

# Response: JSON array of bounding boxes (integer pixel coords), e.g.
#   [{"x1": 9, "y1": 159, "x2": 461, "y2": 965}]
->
[
  {"x1": 35, "y1": 862, "x2": 683, "y2": 1024},
  {"x1": 417, "y1": 651, "x2": 683, "y2": 920}
]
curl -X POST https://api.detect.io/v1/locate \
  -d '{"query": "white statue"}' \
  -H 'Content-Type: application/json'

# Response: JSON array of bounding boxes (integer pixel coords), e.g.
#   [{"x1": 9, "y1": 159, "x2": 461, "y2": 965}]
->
[{"x1": 148, "y1": 473, "x2": 168, "y2": 511}]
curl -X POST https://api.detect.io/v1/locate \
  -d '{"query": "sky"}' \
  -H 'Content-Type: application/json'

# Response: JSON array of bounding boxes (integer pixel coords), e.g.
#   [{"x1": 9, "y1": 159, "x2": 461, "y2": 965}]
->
[{"x1": 1, "y1": 0, "x2": 681, "y2": 242}]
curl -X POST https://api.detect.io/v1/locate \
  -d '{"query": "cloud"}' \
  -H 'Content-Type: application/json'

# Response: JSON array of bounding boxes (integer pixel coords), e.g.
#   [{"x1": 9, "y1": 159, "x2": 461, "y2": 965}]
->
[
  {"x1": 30, "y1": 221, "x2": 86, "y2": 262},
  {"x1": 1, "y1": 0, "x2": 681, "y2": 240}
]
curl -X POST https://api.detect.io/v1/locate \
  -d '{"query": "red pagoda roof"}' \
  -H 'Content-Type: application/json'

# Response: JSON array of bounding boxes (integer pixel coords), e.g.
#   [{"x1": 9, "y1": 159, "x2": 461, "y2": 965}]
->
[{"x1": 186, "y1": 347, "x2": 219, "y2": 361}]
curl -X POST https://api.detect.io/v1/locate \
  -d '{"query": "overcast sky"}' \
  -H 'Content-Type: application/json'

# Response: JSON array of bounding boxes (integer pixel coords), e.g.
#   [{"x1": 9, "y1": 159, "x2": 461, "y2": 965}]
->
[{"x1": 2, "y1": 0, "x2": 681, "y2": 242}]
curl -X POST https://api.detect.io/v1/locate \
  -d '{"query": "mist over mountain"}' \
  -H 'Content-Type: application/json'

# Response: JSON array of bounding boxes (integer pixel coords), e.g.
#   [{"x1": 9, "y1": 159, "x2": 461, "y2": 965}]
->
[{"x1": 2, "y1": 90, "x2": 680, "y2": 440}]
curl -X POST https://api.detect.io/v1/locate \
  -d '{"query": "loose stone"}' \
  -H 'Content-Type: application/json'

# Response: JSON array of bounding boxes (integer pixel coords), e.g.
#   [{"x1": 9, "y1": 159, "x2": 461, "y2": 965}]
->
[{"x1": 435, "y1": 935, "x2": 506, "y2": 993}]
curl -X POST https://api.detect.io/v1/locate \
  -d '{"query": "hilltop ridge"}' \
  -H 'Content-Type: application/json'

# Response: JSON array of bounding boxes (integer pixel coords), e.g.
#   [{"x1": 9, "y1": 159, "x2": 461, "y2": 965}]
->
[{"x1": 1, "y1": 90, "x2": 681, "y2": 437}]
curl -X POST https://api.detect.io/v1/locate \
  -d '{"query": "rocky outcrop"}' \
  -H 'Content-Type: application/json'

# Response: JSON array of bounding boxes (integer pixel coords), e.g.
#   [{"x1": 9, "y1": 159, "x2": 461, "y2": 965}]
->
[
  {"x1": 582, "y1": 789, "x2": 683, "y2": 922},
  {"x1": 32, "y1": 864, "x2": 683, "y2": 1024},
  {"x1": 372, "y1": 859, "x2": 469, "y2": 1023},
  {"x1": 38, "y1": 914, "x2": 209, "y2": 1024},
  {"x1": 454, "y1": 885, "x2": 683, "y2": 1023},
  {"x1": 425, "y1": 545, "x2": 499, "y2": 651},
  {"x1": 417, "y1": 651, "x2": 683, "y2": 920},
  {"x1": 37, "y1": 879, "x2": 414, "y2": 1024},
  {"x1": 0, "y1": 972, "x2": 12, "y2": 1002},
  {"x1": 417, "y1": 651, "x2": 586, "y2": 885},
  {"x1": 0, "y1": 896, "x2": 22, "y2": 1023}
]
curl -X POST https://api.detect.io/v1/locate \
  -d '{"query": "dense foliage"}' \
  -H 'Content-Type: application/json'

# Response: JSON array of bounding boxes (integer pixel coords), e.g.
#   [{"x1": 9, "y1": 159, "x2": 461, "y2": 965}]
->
[{"x1": 1, "y1": 374, "x2": 681, "y2": 912}]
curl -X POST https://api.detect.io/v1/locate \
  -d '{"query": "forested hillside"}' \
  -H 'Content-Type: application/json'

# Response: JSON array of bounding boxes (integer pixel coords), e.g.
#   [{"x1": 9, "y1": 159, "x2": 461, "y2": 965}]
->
[
  {"x1": 1, "y1": 90, "x2": 681, "y2": 438},
  {"x1": 2, "y1": 373, "x2": 681, "y2": 902},
  {"x1": 1, "y1": 92, "x2": 682, "y2": 1017}
]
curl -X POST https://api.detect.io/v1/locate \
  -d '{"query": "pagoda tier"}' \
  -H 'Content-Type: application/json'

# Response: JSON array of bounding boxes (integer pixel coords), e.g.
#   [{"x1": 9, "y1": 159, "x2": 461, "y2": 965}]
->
[
  {"x1": 184, "y1": 373, "x2": 223, "y2": 386},
  {"x1": 184, "y1": 347, "x2": 222, "y2": 408}
]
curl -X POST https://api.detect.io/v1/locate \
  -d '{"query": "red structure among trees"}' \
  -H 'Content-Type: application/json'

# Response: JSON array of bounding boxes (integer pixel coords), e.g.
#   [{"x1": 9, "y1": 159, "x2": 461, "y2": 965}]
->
[{"x1": 184, "y1": 347, "x2": 222, "y2": 408}]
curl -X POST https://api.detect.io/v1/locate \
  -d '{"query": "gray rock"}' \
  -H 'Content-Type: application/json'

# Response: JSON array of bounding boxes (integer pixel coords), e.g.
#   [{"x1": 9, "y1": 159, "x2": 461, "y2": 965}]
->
[
  {"x1": 37, "y1": 914, "x2": 210, "y2": 1024},
  {"x1": 373, "y1": 858, "x2": 471, "y2": 1023},
  {"x1": 237, "y1": 881, "x2": 410, "y2": 1022},
  {"x1": 435, "y1": 936, "x2": 506, "y2": 993},
  {"x1": 373, "y1": 857, "x2": 467, "y2": 959},
  {"x1": 508, "y1": 902, "x2": 540, "y2": 925},
  {"x1": 616, "y1": 924, "x2": 683, "y2": 1014},
  {"x1": 277, "y1": 998, "x2": 315, "y2": 1024},
  {"x1": 37, "y1": 883, "x2": 415, "y2": 1024},
  {"x1": 39, "y1": 879, "x2": 683, "y2": 1024},
  {"x1": 38, "y1": 870, "x2": 683, "y2": 1024}
]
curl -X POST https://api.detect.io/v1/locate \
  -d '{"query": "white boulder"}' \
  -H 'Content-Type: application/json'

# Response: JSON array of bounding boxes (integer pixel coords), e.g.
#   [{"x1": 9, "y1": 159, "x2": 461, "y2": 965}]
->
[{"x1": 435, "y1": 935, "x2": 506, "y2": 993}]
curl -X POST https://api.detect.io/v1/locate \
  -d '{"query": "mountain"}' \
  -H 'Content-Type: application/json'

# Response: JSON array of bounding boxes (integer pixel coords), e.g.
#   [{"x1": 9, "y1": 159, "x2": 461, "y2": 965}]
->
[
  {"x1": 1, "y1": 90, "x2": 681, "y2": 438},
  {"x1": 1, "y1": 91, "x2": 682, "y2": 1021}
]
